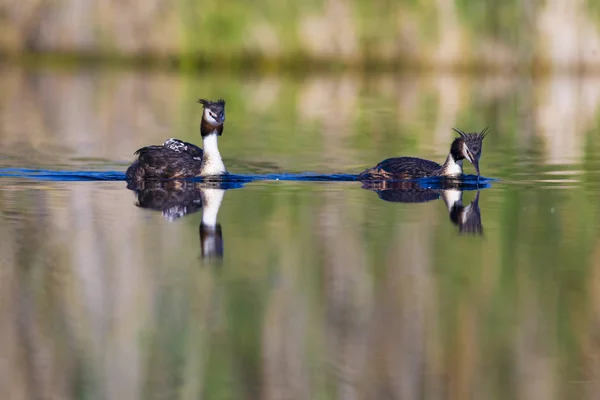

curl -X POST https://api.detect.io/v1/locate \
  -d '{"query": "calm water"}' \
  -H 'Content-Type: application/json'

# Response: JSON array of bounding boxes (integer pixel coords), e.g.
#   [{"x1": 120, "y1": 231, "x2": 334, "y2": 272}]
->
[{"x1": 1, "y1": 65, "x2": 600, "y2": 399}]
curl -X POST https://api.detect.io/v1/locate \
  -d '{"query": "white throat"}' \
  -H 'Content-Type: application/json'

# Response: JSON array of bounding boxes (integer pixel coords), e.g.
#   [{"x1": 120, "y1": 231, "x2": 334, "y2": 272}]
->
[
  {"x1": 442, "y1": 154, "x2": 463, "y2": 176},
  {"x1": 200, "y1": 132, "x2": 227, "y2": 176},
  {"x1": 201, "y1": 188, "x2": 225, "y2": 227}
]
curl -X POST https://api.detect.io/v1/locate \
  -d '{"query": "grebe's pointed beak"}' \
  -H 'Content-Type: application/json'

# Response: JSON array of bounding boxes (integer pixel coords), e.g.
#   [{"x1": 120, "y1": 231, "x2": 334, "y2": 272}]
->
[
  {"x1": 462, "y1": 147, "x2": 481, "y2": 177},
  {"x1": 473, "y1": 158, "x2": 481, "y2": 177}
]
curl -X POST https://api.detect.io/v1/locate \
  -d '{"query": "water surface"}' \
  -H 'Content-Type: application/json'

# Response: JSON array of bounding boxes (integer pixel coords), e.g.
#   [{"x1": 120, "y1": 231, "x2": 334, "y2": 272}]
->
[{"x1": 1, "y1": 66, "x2": 600, "y2": 399}]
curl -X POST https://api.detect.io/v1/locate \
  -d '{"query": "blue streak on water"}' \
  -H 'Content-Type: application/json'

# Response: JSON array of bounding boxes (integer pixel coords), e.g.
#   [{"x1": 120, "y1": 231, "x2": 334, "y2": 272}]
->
[
  {"x1": 0, "y1": 168, "x2": 360, "y2": 182},
  {"x1": 416, "y1": 174, "x2": 496, "y2": 190},
  {"x1": 0, "y1": 168, "x2": 495, "y2": 187},
  {"x1": 215, "y1": 173, "x2": 359, "y2": 183},
  {"x1": 0, "y1": 168, "x2": 126, "y2": 181}
]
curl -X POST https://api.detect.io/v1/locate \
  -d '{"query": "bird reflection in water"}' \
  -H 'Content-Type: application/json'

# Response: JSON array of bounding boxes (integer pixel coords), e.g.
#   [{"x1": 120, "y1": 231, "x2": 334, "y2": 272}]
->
[
  {"x1": 127, "y1": 180, "x2": 243, "y2": 259},
  {"x1": 361, "y1": 180, "x2": 484, "y2": 235}
]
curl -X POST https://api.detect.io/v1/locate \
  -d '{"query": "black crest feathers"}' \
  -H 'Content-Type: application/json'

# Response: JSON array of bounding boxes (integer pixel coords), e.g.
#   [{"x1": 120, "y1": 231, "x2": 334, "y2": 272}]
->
[
  {"x1": 197, "y1": 98, "x2": 226, "y2": 109},
  {"x1": 452, "y1": 127, "x2": 489, "y2": 142}
]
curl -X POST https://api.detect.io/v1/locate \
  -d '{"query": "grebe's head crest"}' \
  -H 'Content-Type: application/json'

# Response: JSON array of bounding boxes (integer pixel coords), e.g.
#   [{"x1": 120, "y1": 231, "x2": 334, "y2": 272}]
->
[
  {"x1": 198, "y1": 98, "x2": 226, "y2": 126},
  {"x1": 451, "y1": 127, "x2": 488, "y2": 177}
]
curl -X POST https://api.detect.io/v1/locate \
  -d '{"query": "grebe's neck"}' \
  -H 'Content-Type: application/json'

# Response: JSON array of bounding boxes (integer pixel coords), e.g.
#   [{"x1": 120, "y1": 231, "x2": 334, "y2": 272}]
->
[
  {"x1": 200, "y1": 131, "x2": 227, "y2": 176},
  {"x1": 439, "y1": 153, "x2": 463, "y2": 177}
]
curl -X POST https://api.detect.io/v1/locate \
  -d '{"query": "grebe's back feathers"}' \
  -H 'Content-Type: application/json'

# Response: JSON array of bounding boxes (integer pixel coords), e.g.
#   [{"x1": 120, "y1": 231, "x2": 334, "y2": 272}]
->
[
  {"x1": 127, "y1": 145, "x2": 203, "y2": 181},
  {"x1": 162, "y1": 138, "x2": 204, "y2": 159},
  {"x1": 358, "y1": 157, "x2": 441, "y2": 181}
]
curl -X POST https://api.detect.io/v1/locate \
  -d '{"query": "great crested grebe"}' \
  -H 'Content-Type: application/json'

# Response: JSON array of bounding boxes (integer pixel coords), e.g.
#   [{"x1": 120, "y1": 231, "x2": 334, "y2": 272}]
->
[
  {"x1": 358, "y1": 127, "x2": 488, "y2": 181},
  {"x1": 126, "y1": 98, "x2": 228, "y2": 181}
]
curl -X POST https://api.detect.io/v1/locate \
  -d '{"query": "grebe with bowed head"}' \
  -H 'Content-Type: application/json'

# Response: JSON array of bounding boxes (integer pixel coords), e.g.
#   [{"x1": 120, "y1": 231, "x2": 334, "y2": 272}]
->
[{"x1": 358, "y1": 127, "x2": 488, "y2": 181}]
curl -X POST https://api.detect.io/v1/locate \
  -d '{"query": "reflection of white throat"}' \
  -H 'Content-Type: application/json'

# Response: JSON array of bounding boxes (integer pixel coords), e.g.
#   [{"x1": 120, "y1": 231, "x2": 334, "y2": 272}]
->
[
  {"x1": 202, "y1": 188, "x2": 225, "y2": 226},
  {"x1": 442, "y1": 189, "x2": 463, "y2": 211},
  {"x1": 201, "y1": 132, "x2": 226, "y2": 176}
]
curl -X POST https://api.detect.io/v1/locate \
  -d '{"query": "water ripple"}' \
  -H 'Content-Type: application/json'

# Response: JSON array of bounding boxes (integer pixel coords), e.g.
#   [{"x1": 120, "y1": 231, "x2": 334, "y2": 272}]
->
[{"x1": 0, "y1": 168, "x2": 494, "y2": 188}]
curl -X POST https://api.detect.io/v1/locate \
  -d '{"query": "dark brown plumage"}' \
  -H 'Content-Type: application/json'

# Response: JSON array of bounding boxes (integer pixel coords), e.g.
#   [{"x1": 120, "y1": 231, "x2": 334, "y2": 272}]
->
[
  {"x1": 358, "y1": 157, "x2": 442, "y2": 181},
  {"x1": 126, "y1": 145, "x2": 204, "y2": 181}
]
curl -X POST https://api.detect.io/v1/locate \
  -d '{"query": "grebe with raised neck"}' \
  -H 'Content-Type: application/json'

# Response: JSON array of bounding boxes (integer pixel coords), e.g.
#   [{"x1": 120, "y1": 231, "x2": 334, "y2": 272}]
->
[{"x1": 126, "y1": 98, "x2": 228, "y2": 182}]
